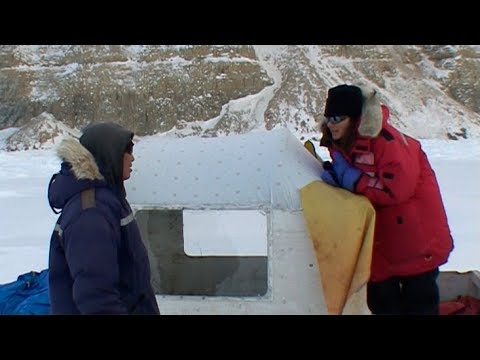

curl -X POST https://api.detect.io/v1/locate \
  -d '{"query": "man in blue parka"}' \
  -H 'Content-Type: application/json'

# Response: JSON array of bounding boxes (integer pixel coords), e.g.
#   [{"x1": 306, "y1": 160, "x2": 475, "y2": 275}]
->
[{"x1": 47, "y1": 122, "x2": 160, "y2": 315}]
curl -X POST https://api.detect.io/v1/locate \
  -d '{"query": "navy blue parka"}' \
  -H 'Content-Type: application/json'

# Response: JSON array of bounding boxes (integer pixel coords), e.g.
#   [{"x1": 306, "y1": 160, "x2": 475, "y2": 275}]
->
[{"x1": 47, "y1": 123, "x2": 160, "y2": 315}]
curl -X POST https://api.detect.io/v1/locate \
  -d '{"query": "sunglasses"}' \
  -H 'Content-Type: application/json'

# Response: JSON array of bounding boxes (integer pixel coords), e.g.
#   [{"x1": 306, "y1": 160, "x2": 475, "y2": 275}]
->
[
  {"x1": 324, "y1": 115, "x2": 349, "y2": 124},
  {"x1": 125, "y1": 141, "x2": 134, "y2": 155}
]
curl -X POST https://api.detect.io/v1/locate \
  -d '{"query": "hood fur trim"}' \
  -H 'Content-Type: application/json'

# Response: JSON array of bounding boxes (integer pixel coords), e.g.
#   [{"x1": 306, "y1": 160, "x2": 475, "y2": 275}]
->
[
  {"x1": 56, "y1": 137, "x2": 104, "y2": 181},
  {"x1": 355, "y1": 83, "x2": 383, "y2": 138}
]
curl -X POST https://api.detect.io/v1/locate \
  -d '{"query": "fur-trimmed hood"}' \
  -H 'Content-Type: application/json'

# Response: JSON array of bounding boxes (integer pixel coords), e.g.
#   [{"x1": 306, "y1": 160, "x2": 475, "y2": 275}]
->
[
  {"x1": 56, "y1": 137, "x2": 104, "y2": 181},
  {"x1": 48, "y1": 137, "x2": 106, "y2": 212},
  {"x1": 48, "y1": 121, "x2": 133, "y2": 212},
  {"x1": 355, "y1": 83, "x2": 384, "y2": 138}
]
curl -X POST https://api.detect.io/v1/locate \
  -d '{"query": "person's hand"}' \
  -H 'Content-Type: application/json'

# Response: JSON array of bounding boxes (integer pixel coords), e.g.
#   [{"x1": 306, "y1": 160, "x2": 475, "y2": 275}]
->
[
  {"x1": 331, "y1": 152, "x2": 362, "y2": 192},
  {"x1": 321, "y1": 161, "x2": 339, "y2": 187}
]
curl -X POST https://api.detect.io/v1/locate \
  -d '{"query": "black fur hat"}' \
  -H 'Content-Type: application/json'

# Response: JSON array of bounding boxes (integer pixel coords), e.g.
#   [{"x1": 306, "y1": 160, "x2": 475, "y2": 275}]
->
[{"x1": 324, "y1": 84, "x2": 363, "y2": 118}]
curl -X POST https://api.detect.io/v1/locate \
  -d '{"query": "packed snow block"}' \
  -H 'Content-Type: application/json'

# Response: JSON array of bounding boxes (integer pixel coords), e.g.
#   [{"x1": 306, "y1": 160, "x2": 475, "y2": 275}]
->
[
  {"x1": 438, "y1": 271, "x2": 480, "y2": 315},
  {"x1": 438, "y1": 270, "x2": 480, "y2": 301},
  {"x1": 0, "y1": 269, "x2": 50, "y2": 315},
  {"x1": 300, "y1": 180, "x2": 375, "y2": 315},
  {"x1": 126, "y1": 128, "x2": 373, "y2": 314}
]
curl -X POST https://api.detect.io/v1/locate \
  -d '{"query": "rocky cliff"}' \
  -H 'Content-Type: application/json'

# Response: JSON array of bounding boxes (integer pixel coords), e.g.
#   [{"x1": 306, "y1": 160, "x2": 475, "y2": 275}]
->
[{"x1": 1, "y1": 45, "x2": 479, "y2": 150}]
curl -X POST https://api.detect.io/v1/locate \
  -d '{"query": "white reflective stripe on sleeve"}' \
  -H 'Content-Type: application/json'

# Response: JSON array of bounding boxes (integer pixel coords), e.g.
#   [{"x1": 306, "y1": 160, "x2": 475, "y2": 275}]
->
[
  {"x1": 120, "y1": 213, "x2": 135, "y2": 227},
  {"x1": 54, "y1": 223, "x2": 63, "y2": 237}
]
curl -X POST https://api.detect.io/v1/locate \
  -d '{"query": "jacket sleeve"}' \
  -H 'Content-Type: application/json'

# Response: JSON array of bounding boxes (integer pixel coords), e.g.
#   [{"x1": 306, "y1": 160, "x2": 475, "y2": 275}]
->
[
  {"x1": 63, "y1": 208, "x2": 129, "y2": 314},
  {"x1": 355, "y1": 136, "x2": 420, "y2": 206}
]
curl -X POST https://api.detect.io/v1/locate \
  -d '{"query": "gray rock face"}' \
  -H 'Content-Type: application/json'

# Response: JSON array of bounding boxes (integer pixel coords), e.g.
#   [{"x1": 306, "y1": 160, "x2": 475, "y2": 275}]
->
[
  {"x1": 0, "y1": 45, "x2": 272, "y2": 137},
  {"x1": 257, "y1": 45, "x2": 480, "y2": 141},
  {"x1": 1, "y1": 45, "x2": 479, "y2": 147}
]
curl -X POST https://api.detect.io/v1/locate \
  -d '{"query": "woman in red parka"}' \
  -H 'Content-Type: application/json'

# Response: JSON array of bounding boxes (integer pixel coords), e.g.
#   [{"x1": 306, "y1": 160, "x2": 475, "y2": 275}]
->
[{"x1": 319, "y1": 84, "x2": 454, "y2": 315}]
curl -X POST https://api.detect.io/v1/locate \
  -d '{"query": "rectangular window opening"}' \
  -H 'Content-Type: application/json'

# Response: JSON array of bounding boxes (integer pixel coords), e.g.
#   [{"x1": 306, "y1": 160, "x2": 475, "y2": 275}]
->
[{"x1": 135, "y1": 209, "x2": 268, "y2": 297}]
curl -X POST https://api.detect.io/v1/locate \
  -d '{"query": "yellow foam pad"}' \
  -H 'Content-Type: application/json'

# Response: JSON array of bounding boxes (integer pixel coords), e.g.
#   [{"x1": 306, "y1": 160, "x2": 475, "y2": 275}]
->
[{"x1": 300, "y1": 180, "x2": 375, "y2": 314}]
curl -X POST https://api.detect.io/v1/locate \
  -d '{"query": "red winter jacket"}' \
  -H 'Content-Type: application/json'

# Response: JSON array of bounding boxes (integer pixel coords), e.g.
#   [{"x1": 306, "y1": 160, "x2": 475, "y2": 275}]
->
[{"x1": 330, "y1": 105, "x2": 454, "y2": 282}]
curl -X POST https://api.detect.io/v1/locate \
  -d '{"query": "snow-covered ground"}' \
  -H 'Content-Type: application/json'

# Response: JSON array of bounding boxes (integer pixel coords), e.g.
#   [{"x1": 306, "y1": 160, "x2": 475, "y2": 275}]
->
[{"x1": 0, "y1": 129, "x2": 479, "y2": 284}]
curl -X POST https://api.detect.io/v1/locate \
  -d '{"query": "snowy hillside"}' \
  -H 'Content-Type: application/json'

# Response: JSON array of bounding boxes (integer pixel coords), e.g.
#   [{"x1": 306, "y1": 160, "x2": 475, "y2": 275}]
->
[{"x1": 1, "y1": 45, "x2": 480, "y2": 150}]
